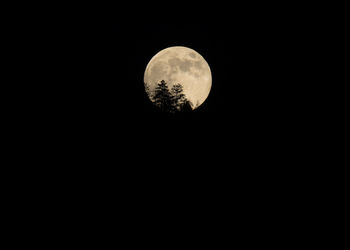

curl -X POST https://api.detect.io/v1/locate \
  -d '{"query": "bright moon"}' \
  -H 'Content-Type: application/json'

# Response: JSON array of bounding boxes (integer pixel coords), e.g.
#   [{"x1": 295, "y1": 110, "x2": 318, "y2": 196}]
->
[{"x1": 144, "y1": 46, "x2": 212, "y2": 110}]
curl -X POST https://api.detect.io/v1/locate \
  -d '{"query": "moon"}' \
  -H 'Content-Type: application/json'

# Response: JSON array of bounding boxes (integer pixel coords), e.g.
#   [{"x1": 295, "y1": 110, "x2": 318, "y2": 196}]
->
[{"x1": 144, "y1": 46, "x2": 212, "y2": 110}]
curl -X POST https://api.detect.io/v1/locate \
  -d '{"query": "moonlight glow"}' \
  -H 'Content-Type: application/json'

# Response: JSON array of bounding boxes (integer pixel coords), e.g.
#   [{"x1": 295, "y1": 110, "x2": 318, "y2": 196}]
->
[{"x1": 144, "y1": 46, "x2": 212, "y2": 110}]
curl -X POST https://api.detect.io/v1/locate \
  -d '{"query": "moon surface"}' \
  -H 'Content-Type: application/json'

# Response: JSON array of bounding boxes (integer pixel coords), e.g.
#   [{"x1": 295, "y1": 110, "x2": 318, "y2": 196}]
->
[{"x1": 144, "y1": 46, "x2": 212, "y2": 110}]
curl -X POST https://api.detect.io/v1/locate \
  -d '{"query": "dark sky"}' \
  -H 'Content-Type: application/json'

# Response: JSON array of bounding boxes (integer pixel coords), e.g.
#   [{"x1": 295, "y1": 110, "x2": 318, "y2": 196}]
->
[
  {"x1": 113, "y1": 18, "x2": 314, "y2": 161},
  {"x1": 122, "y1": 23, "x2": 232, "y2": 137},
  {"x1": 120, "y1": 22, "x2": 289, "y2": 120},
  {"x1": 31, "y1": 5, "x2": 319, "y2": 207},
  {"x1": 54, "y1": 10, "x2": 312, "y2": 168}
]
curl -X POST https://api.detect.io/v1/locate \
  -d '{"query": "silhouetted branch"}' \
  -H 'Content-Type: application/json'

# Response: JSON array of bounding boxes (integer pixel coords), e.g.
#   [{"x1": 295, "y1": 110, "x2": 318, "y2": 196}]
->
[{"x1": 151, "y1": 80, "x2": 192, "y2": 113}]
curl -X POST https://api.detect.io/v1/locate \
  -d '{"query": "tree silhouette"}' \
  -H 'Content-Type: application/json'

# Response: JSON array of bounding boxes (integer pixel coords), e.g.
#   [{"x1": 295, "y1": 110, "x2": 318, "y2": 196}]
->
[
  {"x1": 153, "y1": 80, "x2": 174, "y2": 112},
  {"x1": 152, "y1": 80, "x2": 193, "y2": 113},
  {"x1": 171, "y1": 84, "x2": 186, "y2": 111},
  {"x1": 181, "y1": 100, "x2": 193, "y2": 112}
]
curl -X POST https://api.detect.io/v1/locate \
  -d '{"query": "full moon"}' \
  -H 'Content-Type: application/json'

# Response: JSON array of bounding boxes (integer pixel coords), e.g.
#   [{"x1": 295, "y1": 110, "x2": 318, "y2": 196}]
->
[{"x1": 144, "y1": 46, "x2": 212, "y2": 110}]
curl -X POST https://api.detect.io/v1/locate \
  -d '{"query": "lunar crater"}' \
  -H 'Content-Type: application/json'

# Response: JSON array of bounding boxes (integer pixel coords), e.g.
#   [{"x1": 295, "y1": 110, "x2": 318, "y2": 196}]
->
[{"x1": 189, "y1": 52, "x2": 197, "y2": 58}]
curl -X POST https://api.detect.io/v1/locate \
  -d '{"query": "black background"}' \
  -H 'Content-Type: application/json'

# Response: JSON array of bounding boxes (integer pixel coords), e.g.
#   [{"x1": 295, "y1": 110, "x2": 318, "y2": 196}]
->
[
  {"x1": 83, "y1": 13, "x2": 315, "y2": 187},
  {"x1": 12, "y1": 5, "x2": 329, "y2": 237},
  {"x1": 36, "y1": 5, "x2": 320, "y2": 187},
  {"x1": 115, "y1": 18, "x2": 308, "y2": 165}
]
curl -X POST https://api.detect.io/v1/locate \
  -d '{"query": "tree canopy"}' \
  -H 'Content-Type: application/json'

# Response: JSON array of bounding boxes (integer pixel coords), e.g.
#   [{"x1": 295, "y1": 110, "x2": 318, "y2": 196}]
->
[{"x1": 150, "y1": 80, "x2": 193, "y2": 113}]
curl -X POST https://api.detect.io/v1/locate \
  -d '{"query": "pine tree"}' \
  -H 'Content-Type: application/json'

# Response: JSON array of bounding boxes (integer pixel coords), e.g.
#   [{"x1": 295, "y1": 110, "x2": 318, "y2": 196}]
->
[
  {"x1": 181, "y1": 99, "x2": 193, "y2": 112},
  {"x1": 171, "y1": 84, "x2": 186, "y2": 111},
  {"x1": 151, "y1": 80, "x2": 193, "y2": 113},
  {"x1": 153, "y1": 80, "x2": 173, "y2": 112}
]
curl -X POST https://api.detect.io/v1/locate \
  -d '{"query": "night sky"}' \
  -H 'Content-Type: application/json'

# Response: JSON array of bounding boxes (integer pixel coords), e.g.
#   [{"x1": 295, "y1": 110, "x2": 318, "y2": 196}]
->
[
  {"x1": 55, "y1": 9, "x2": 311, "y2": 170},
  {"x1": 28, "y1": 5, "x2": 320, "y2": 223}
]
